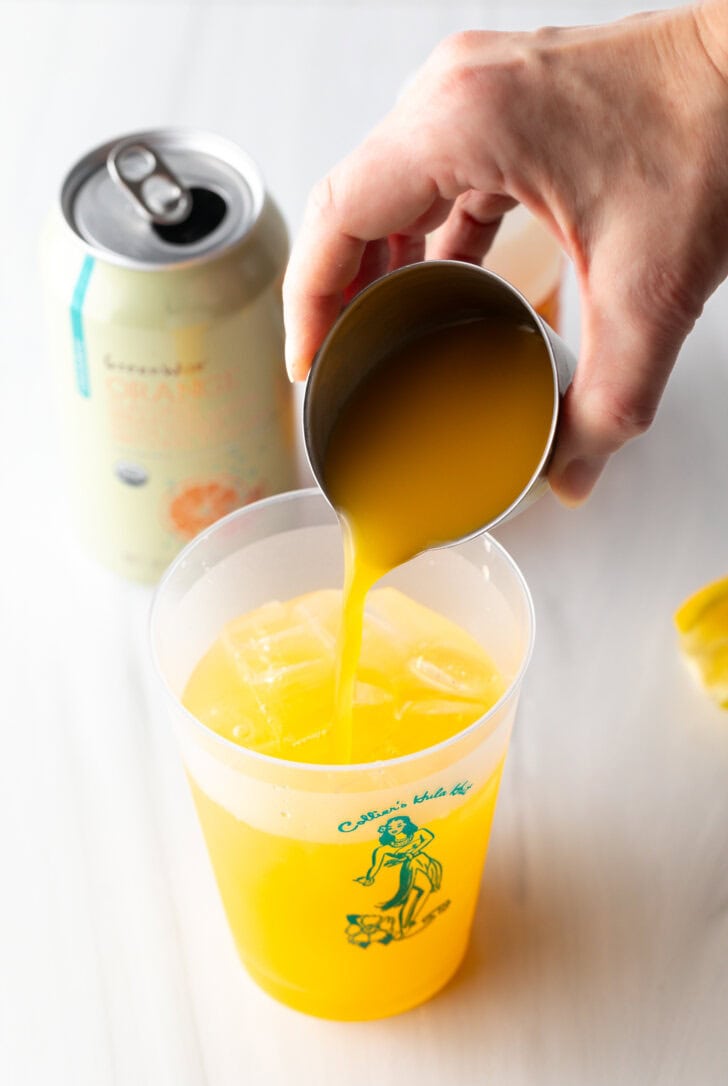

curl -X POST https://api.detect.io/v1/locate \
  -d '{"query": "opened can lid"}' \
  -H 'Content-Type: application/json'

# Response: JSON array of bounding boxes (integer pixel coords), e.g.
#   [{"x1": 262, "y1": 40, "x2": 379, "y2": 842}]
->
[{"x1": 61, "y1": 128, "x2": 265, "y2": 269}]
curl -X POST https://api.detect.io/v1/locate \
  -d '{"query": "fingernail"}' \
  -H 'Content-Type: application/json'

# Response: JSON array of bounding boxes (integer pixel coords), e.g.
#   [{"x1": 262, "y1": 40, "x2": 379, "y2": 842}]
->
[
  {"x1": 553, "y1": 455, "x2": 607, "y2": 507},
  {"x1": 284, "y1": 338, "x2": 298, "y2": 383}
]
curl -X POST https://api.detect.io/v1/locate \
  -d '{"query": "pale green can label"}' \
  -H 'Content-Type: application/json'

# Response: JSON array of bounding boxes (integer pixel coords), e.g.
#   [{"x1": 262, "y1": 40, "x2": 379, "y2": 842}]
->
[{"x1": 44, "y1": 206, "x2": 296, "y2": 583}]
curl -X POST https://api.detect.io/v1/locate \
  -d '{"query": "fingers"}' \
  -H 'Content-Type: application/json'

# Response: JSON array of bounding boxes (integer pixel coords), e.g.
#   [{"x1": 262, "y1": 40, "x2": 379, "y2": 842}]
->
[
  {"x1": 283, "y1": 173, "x2": 513, "y2": 381},
  {"x1": 283, "y1": 131, "x2": 455, "y2": 381},
  {"x1": 342, "y1": 239, "x2": 391, "y2": 304},
  {"x1": 427, "y1": 190, "x2": 518, "y2": 264},
  {"x1": 341, "y1": 234, "x2": 428, "y2": 306},
  {"x1": 282, "y1": 206, "x2": 367, "y2": 383},
  {"x1": 548, "y1": 279, "x2": 691, "y2": 505},
  {"x1": 386, "y1": 233, "x2": 427, "y2": 274}
]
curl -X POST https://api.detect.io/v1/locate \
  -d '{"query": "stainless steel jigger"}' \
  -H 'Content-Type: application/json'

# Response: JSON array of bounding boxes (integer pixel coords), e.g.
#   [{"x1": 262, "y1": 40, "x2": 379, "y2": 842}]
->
[{"x1": 303, "y1": 261, "x2": 576, "y2": 539}]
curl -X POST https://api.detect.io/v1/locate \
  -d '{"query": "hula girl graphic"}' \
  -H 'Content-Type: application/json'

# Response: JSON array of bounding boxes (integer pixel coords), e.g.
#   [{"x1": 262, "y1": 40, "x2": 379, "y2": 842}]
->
[{"x1": 345, "y1": 816, "x2": 450, "y2": 948}]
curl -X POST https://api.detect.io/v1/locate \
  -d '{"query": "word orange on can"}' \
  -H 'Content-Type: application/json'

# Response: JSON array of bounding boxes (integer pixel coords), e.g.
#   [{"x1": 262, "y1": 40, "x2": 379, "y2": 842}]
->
[{"x1": 43, "y1": 128, "x2": 296, "y2": 583}]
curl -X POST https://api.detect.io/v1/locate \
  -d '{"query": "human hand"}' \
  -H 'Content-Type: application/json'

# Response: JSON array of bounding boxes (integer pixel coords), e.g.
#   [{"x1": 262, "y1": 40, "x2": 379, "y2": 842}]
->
[
  {"x1": 283, "y1": 3, "x2": 728, "y2": 504},
  {"x1": 355, "y1": 875, "x2": 374, "y2": 886}
]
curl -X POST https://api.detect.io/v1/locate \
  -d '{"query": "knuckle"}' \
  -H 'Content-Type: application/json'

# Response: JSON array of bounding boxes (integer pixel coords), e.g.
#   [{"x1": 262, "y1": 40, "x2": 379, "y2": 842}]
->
[
  {"x1": 429, "y1": 31, "x2": 514, "y2": 109},
  {"x1": 529, "y1": 24, "x2": 563, "y2": 45},
  {"x1": 585, "y1": 385, "x2": 657, "y2": 446},
  {"x1": 430, "y1": 30, "x2": 484, "y2": 69},
  {"x1": 640, "y1": 261, "x2": 704, "y2": 334},
  {"x1": 426, "y1": 24, "x2": 564, "y2": 114},
  {"x1": 307, "y1": 174, "x2": 338, "y2": 220},
  {"x1": 610, "y1": 401, "x2": 656, "y2": 442}
]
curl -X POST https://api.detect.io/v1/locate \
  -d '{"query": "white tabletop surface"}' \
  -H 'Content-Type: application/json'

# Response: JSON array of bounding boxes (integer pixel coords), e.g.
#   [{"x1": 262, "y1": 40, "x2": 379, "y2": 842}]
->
[{"x1": 2, "y1": 2, "x2": 727, "y2": 1084}]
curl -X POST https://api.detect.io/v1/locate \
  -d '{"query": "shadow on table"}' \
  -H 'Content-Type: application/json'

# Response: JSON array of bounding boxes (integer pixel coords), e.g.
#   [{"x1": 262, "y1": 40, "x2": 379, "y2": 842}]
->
[{"x1": 423, "y1": 837, "x2": 654, "y2": 1067}]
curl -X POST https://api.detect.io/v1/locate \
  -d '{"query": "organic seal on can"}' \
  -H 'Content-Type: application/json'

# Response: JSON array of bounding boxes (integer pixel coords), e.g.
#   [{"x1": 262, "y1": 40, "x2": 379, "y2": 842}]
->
[{"x1": 43, "y1": 128, "x2": 296, "y2": 582}]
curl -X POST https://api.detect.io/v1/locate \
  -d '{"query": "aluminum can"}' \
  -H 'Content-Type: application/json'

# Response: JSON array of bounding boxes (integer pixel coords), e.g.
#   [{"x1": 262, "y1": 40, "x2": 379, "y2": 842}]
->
[
  {"x1": 43, "y1": 128, "x2": 295, "y2": 583},
  {"x1": 304, "y1": 260, "x2": 576, "y2": 539}
]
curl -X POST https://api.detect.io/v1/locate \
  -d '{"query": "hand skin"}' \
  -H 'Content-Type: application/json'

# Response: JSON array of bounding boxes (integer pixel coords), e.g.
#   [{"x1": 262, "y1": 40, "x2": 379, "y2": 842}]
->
[{"x1": 282, "y1": 2, "x2": 728, "y2": 505}]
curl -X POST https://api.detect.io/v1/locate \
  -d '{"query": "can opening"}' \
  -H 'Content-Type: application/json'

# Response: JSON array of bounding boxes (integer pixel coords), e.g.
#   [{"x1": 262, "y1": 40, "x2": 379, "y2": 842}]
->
[{"x1": 153, "y1": 186, "x2": 227, "y2": 245}]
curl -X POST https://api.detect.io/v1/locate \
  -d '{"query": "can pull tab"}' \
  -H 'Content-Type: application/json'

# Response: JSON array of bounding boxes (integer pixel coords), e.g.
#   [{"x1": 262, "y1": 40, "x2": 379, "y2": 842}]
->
[{"x1": 107, "y1": 140, "x2": 192, "y2": 226}]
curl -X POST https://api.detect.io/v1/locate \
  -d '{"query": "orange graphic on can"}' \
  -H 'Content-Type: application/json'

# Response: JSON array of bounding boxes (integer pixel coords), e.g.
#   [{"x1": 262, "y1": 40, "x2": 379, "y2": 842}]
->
[
  {"x1": 167, "y1": 480, "x2": 264, "y2": 540},
  {"x1": 42, "y1": 129, "x2": 296, "y2": 582}
]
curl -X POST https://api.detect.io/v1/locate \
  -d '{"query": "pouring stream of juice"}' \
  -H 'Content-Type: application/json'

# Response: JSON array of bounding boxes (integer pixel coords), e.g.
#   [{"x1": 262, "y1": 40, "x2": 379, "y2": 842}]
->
[{"x1": 322, "y1": 315, "x2": 554, "y2": 762}]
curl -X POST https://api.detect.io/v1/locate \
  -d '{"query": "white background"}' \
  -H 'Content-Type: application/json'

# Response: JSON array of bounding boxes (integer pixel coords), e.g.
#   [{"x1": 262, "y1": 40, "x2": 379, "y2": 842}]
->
[{"x1": 1, "y1": 2, "x2": 727, "y2": 1084}]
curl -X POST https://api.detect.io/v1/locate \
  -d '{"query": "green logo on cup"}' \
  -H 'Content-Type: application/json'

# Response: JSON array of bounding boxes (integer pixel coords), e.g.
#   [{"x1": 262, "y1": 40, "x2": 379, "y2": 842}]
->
[{"x1": 345, "y1": 817, "x2": 450, "y2": 948}]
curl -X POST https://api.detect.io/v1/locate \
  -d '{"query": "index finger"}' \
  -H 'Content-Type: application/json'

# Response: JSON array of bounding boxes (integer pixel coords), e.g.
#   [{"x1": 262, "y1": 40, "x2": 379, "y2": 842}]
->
[{"x1": 282, "y1": 125, "x2": 453, "y2": 381}]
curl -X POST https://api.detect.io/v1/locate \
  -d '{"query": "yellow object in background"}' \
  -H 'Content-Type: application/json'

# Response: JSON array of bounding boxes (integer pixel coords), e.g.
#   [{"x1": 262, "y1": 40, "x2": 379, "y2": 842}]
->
[{"x1": 674, "y1": 575, "x2": 728, "y2": 708}]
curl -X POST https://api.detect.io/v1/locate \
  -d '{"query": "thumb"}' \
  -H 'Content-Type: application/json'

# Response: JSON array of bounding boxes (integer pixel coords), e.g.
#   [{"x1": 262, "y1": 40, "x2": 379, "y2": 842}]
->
[{"x1": 548, "y1": 276, "x2": 695, "y2": 506}]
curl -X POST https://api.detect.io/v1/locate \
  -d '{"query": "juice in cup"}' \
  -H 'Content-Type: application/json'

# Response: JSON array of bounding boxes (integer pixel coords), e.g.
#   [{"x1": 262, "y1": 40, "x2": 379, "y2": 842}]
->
[
  {"x1": 151, "y1": 490, "x2": 534, "y2": 1020},
  {"x1": 152, "y1": 257, "x2": 566, "y2": 1019},
  {"x1": 182, "y1": 585, "x2": 509, "y2": 1015},
  {"x1": 183, "y1": 588, "x2": 508, "y2": 765},
  {"x1": 151, "y1": 267, "x2": 563, "y2": 1018}
]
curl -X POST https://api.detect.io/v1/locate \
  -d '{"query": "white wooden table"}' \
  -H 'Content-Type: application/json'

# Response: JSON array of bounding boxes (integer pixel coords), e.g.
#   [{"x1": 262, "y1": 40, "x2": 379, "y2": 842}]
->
[{"x1": 1, "y1": 2, "x2": 726, "y2": 1084}]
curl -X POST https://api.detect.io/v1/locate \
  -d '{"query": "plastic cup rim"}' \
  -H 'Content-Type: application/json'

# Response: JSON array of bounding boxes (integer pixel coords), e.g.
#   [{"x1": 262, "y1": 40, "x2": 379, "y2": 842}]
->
[{"x1": 149, "y1": 487, "x2": 536, "y2": 778}]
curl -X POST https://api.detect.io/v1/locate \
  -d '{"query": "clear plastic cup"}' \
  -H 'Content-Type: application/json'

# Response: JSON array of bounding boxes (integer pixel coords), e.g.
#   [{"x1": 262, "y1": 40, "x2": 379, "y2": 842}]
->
[{"x1": 150, "y1": 489, "x2": 534, "y2": 1020}]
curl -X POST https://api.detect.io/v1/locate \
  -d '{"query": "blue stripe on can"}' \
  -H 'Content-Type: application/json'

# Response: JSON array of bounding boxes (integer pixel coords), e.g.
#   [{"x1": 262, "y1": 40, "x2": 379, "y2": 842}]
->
[{"x1": 70, "y1": 255, "x2": 95, "y2": 398}]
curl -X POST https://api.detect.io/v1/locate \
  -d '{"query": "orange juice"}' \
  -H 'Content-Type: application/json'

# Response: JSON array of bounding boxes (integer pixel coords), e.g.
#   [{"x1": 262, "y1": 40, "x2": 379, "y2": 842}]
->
[
  {"x1": 186, "y1": 759, "x2": 504, "y2": 1019},
  {"x1": 323, "y1": 316, "x2": 553, "y2": 759},
  {"x1": 183, "y1": 587, "x2": 506, "y2": 764},
  {"x1": 182, "y1": 586, "x2": 507, "y2": 1018},
  {"x1": 177, "y1": 305, "x2": 550, "y2": 1018}
]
